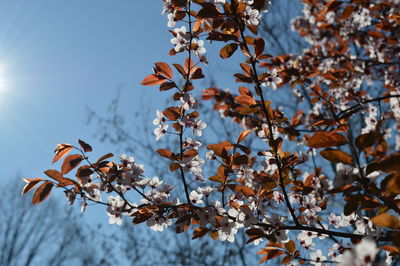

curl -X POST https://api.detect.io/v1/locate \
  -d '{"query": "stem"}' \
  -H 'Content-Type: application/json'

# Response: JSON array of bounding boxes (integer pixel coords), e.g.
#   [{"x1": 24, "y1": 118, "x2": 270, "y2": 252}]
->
[
  {"x1": 77, "y1": 147, "x2": 149, "y2": 206},
  {"x1": 177, "y1": 1, "x2": 194, "y2": 204},
  {"x1": 338, "y1": 94, "x2": 400, "y2": 119},
  {"x1": 256, "y1": 222, "x2": 391, "y2": 241},
  {"x1": 316, "y1": 91, "x2": 400, "y2": 215},
  {"x1": 231, "y1": 0, "x2": 299, "y2": 226}
]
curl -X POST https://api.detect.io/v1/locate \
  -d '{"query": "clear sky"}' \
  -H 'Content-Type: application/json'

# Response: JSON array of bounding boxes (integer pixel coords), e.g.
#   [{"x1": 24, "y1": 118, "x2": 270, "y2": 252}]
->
[{"x1": 0, "y1": 1, "x2": 174, "y2": 181}]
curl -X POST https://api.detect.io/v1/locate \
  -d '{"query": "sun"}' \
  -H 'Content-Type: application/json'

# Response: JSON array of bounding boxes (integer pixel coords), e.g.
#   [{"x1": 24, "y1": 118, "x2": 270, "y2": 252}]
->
[
  {"x1": 0, "y1": 76, "x2": 5, "y2": 91},
  {"x1": 0, "y1": 64, "x2": 8, "y2": 92}
]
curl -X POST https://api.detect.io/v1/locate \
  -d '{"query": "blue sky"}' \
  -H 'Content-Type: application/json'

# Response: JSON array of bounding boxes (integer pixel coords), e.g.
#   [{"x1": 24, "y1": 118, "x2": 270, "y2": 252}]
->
[
  {"x1": 0, "y1": 1, "x2": 176, "y2": 225},
  {"x1": 0, "y1": 1, "x2": 172, "y2": 181}
]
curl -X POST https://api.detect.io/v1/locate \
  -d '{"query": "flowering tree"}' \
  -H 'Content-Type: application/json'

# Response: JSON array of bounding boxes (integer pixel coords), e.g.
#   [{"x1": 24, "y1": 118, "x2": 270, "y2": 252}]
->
[{"x1": 22, "y1": 0, "x2": 400, "y2": 264}]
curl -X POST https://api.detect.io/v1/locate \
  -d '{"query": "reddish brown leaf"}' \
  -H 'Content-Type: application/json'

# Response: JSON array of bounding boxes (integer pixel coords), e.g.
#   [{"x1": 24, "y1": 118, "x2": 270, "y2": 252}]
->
[
  {"x1": 155, "y1": 62, "x2": 173, "y2": 79},
  {"x1": 236, "y1": 106, "x2": 258, "y2": 115},
  {"x1": 263, "y1": 249, "x2": 285, "y2": 261},
  {"x1": 76, "y1": 165, "x2": 94, "y2": 177},
  {"x1": 192, "y1": 227, "x2": 210, "y2": 240},
  {"x1": 386, "y1": 174, "x2": 400, "y2": 194},
  {"x1": 184, "y1": 57, "x2": 195, "y2": 73},
  {"x1": 282, "y1": 256, "x2": 293, "y2": 264},
  {"x1": 44, "y1": 169, "x2": 64, "y2": 182},
  {"x1": 61, "y1": 154, "x2": 84, "y2": 174},
  {"x1": 344, "y1": 195, "x2": 361, "y2": 215},
  {"x1": 239, "y1": 63, "x2": 253, "y2": 77},
  {"x1": 220, "y1": 43, "x2": 238, "y2": 59},
  {"x1": 159, "y1": 81, "x2": 177, "y2": 91},
  {"x1": 140, "y1": 74, "x2": 167, "y2": 86},
  {"x1": 367, "y1": 153, "x2": 400, "y2": 174},
  {"x1": 157, "y1": 149, "x2": 175, "y2": 160},
  {"x1": 380, "y1": 245, "x2": 400, "y2": 253},
  {"x1": 32, "y1": 181, "x2": 54, "y2": 205},
  {"x1": 306, "y1": 131, "x2": 347, "y2": 148},
  {"x1": 368, "y1": 31, "x2": 384, "y2": 38},
  {"x1": 371, "y1": 213, "x2": 400, "y2": 229},
  {"x1": 320, "y1": 149, "x2": 353, "y2": 165},
  {"x1": 78, "y1": 139, "x2": 92, "y2": 152},
  {"x1": 197, "y1": 3, "x2": 221, "y2": 18},
  {"x1": 21, "y1": 178, "x2": 44, "y2": 195},
  {"x1": 238, "y1": 86, "x2": 252, "y2": 97},
  {"x1": 326, "y1": 0, "x2": 342, "y2": 12},
  {"x1": 53, "y1": 144, "x2": 74, "y2": 164},
  {"x1": 209, "y1": 231, "x2": 218, "y2": 240},
  {"x1": 254, "y1": 37, "x2": 265, "y2": 58},
  {"x1": 235, "y1": 95, "x2": 256, "y2": 106},
  {"x1": 207, "y1": 141, "x2": 234, "y2": 157},
  {"x1": 234, "y1": 73, "x2": 253, "y2": 83},
  {"x1": 209, "y1": 175, "x2": 225, "y2": 183},
  {"x1": 237, "y1": 130, "x2": 252, "y2": 144},
  {"x1": 340, "y1": 5, "x2": 355, "y2": 19},
  {"x1": 233, "y1": 154, "x2": 249, "y2": 166},
  {"x1": 190, "y1": 67, "x2": 205, "y2": 80},
  {"x1": 230, "y1": 185, "x2": 255, "y2": 196},
  {"x1": 163, "y1": 107, "x2": 182, "y2": 121},
  {"x1": 96, "y1": 153, "x2": 114, "y2": 164},
  {"x1": 169, "y1": 163, "x2": 181, "y2": 172},
  {"x1": 132, "y1": 212, "x2": 153, "y2": 224},
  {"x1": 23, "y1": 177, "x2": 46, "y2": 183},
  {"x1": 246, "y1": 228, "x2": 265, "y2": 237},
  {"x1": 285, "y1": 240, "x2": 296, "y2": 254},
  {"x1": 183, "y1": 149, "x2": 198, "y2": 159},
  {"x1": 356, "y1": 132, "x2": 380, "y2": 150}
]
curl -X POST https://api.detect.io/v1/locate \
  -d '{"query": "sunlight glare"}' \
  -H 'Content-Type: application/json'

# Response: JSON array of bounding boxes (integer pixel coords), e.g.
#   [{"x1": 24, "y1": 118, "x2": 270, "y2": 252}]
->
[{"x1": 0, "y1": 64, "x2": 6, "y2": 92}]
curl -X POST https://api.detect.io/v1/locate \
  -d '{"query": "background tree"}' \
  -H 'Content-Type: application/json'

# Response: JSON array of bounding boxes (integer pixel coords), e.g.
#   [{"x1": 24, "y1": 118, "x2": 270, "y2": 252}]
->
[{"x1": 1, "y1": 179, "x2": 114, "y2": 266}]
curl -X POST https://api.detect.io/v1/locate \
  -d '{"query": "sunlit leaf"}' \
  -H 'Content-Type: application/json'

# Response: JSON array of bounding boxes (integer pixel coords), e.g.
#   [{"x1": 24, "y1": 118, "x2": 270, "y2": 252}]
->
[
  {"x1": 371, "y1": 213, "x2": 400, "y2": 229},
  {"x1": 340, "y1": 5, "x2": 355, "y2": 19},
  {"x1": 306, "y1": 131, "x2": 347, "y2": 148},
  {"x1": 254, "y1": 37, "x2": 265, "y2": 58},
  {"x1": 235, "y1": 95, "x2": 256, "y2": 106},
  {"x1": 21, "y1": 178, "x2": 44, "y2": 195},
  {"x1": 159, "y1": 81, "x2": 177, "y2": 91},
  {"x1": 229, "y1": 184, "x2": 255, "y2": 196},
  {"x1": 141, "y1": 74, "x2": 167, "y2": 86},
  {"x1": 210, "y1": 231, "x2": 218, "y2": 240},
  {"x1": 207, "y1": 141, "x2": 234, "y2": 157},
  {"x1": 198, "y1": 3, "x2": 221, "y2": 18},
  {"x1": 220, "y1": 43, "x2": 238, "y2": 59},
  {"x1": 78, "y1": 139, "x2": 92, "y2": 152},
  {"x1": 76, "y1": 165, "x2": 94, "y2": 177},
  {"x1": 53, "y1": 144, "x2": 74, "y2": 164},
  {"x1": 32, "y1": 181, "x2": 54, "y2": 205},
  {"x1": 367, "y1": 153, "x2": 400, "y2": 175},
  {"x1": 155, "y1": 62, "x2": 173, "y2": 79},
  {"x1": 356, "y1": 132, "x2": 380, "y2": 150},
  {"x1": 61, "y1": 154, "x2": 84, "y2": 174},
  {"x1": 285, "y1": 240, "x2": 296, "y2": 254},
  {"x1": 239, "y1": 63, "x2": 252, "y2": 77},
  {"x1": 157, "y1": 149, "x2": 175, "y2": 160},
  {"x1": 163, "y1": 107, "x2": 181, "y2": 121},
  {"x1": 169, "y1": 163, "x2": 181, "y2": 172},
  {"x1": 96, "y1": 153, "x2": 114, "y2": 164},
  {"x1": 320, "y1": 148, "x2": 353, "y2": 165},
  {"x1": 192, "y1": 227, "x2": 209, "y2": 239},
  {"x1": 44, "y1": 169, "x2": 64, "y2": 182},
  {"x1": 237, "y1": 130, "x2": 252, "y2": 144}
]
